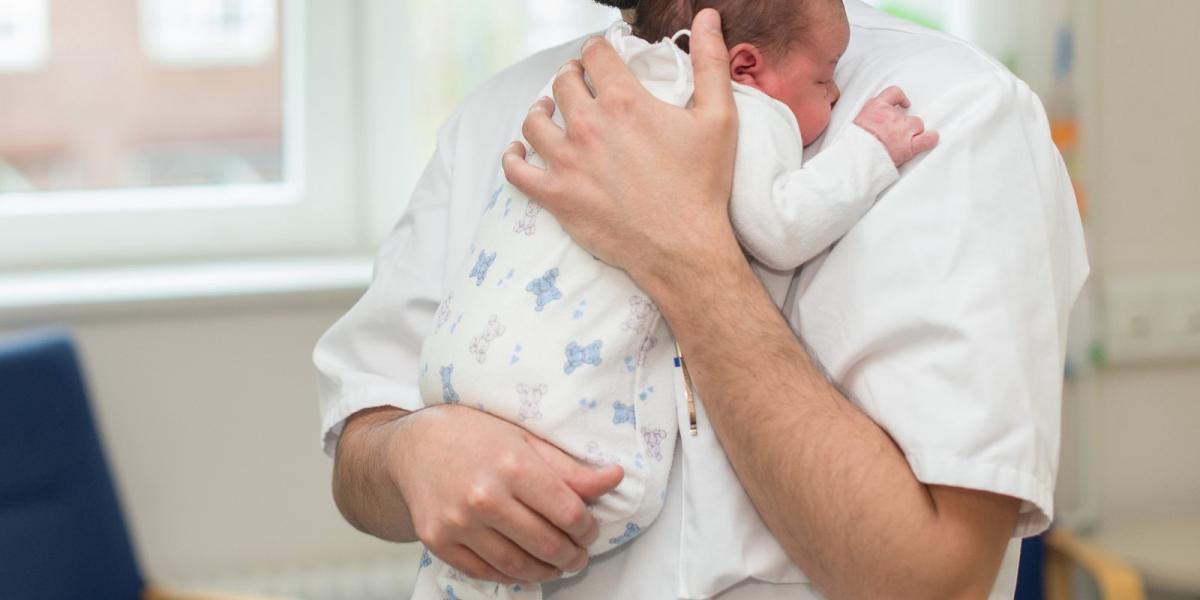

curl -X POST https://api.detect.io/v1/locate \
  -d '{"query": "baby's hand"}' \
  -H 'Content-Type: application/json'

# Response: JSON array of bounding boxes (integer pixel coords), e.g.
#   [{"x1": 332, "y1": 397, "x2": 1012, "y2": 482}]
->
[{"x1": 854, "y1": 86, "x2": 940, "y2": 167}]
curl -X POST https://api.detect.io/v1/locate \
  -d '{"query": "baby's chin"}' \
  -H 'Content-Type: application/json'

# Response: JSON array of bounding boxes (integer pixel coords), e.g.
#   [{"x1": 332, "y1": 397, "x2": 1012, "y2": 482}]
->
[{"x1": 801, "y1": 125, "x2": 831, "y2": 148}]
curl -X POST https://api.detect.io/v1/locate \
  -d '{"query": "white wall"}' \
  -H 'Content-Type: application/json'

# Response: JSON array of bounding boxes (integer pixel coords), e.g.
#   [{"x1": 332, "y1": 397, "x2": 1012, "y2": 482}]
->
[{"x1": 2, "y1": 293, "x2": 417, "y2": 583}]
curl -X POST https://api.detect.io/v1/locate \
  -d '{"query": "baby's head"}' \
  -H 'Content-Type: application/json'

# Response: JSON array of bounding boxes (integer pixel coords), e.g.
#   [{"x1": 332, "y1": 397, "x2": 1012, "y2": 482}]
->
[{"x1": 633, "y1": 0, "x2": 849, "y2": 145}]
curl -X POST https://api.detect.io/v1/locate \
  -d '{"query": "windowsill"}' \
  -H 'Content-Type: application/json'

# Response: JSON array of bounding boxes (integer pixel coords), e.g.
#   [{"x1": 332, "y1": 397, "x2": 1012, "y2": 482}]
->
[{"x1": 0, "y1": 257, "x2": 374, "y2": 324}]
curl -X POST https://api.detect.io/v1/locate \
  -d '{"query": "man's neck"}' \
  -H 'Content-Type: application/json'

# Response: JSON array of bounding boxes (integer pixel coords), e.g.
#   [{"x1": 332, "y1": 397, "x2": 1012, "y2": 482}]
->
[{"x1": 621, "y1": 8, "x2": 635, "y2": 24}]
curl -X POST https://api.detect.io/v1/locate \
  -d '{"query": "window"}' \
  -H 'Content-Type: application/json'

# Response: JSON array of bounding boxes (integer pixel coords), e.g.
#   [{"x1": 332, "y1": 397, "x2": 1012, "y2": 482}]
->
[
  {"x1": 0, "y1": 1, "x2": 617, "y2": 273},
  {"x1": 361, "y1": 0, "x2": 619, "y2": 242},
  {"x1": 0, "y1": 1, "x2": 355, "y2": 271},
  {"x1": 139, "y1": 0, "x2": 278, "y2": 67},
  {"x1": 0, "y1": 0, "x2": 48, "y2": 73}
]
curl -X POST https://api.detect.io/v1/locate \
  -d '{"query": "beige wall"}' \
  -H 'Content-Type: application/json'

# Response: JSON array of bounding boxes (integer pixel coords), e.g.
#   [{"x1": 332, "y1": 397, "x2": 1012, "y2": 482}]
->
[
  {"x1": 1087, "y1": 0, "x2": 1200, "y2": 276},
  {"x1": 2, "y1": 294, "x2": 414, "y2": 582},
  {"x1": 1068, "y1": 0, "x2": 1200, "y2": 525}
]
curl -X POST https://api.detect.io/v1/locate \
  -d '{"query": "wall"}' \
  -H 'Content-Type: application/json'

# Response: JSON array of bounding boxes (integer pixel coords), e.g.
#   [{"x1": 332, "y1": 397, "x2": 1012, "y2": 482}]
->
[
  {"x1": 1068, "y1": 0, "x2": 1200, "y2": 526},
  {"x1": 1, "y1": 293, "x2": 416, "y2": 583}
]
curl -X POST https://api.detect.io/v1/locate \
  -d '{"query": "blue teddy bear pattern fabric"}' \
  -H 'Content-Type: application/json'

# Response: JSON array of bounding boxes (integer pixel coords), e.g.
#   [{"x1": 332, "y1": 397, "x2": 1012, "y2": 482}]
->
[{"x1": 414, "y1": 182, "x2": 677, "y2": 600}]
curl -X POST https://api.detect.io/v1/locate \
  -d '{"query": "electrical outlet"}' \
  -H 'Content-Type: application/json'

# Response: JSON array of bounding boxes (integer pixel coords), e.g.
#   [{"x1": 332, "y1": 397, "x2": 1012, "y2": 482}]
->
[
  {"x1": 1103, "y1": 276, "x2": 1200, "y2": 365},
  {"x1": 1167, "y1": 290, "x2": 1200, "y2": 354}
]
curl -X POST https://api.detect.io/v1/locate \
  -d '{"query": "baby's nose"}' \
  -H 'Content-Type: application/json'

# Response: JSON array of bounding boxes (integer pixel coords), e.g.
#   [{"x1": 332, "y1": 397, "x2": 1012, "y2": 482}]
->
[{"x1": 831, "y1": 82, "x2": 842, "y2": 105}]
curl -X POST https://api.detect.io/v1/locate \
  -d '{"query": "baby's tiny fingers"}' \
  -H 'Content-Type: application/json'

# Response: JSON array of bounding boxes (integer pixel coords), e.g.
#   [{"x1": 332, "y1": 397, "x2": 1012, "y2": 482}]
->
[
  {"x1": 912, "y1": 130, "x2": 940, "y2": 155},
  {"x1": 906, "y1": 115, "x2": 925, "y2": 135},
  {"x1": 879, "y1": 86, "x2": 911, "y2": 109}
]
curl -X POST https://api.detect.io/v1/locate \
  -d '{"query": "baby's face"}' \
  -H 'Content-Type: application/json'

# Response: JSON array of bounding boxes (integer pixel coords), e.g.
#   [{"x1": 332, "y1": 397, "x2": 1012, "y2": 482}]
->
[{"x1": 748, "y1": 12, "x2": 850, "y2": 145}]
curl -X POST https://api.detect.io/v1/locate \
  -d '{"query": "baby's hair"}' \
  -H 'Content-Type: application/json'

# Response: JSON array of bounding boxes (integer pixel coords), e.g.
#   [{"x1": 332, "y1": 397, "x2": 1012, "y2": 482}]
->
[
  {"x1": 631, "y1": 0, "x2": 834, "y2": 57},
  {"x1": 593, "y1": 0, "x2": 640, "y2": 8}
]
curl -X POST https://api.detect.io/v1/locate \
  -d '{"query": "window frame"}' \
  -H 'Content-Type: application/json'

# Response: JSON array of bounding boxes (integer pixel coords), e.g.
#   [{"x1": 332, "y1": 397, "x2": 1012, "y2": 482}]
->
[{"x1": 0, "y1": 0, "x2": 363, "y2": 272}]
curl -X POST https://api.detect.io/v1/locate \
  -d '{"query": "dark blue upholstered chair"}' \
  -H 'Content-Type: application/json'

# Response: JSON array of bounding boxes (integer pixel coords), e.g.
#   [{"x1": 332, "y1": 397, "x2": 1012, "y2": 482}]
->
[{"x1": 0, "y1": 331, "x2": 144, "y2": 600}]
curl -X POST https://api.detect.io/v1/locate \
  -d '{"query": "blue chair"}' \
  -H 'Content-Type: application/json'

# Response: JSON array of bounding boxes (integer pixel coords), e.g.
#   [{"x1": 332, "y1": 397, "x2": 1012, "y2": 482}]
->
[{"x1": 0, "y1": 331, "x2": 144, "y2": 600}]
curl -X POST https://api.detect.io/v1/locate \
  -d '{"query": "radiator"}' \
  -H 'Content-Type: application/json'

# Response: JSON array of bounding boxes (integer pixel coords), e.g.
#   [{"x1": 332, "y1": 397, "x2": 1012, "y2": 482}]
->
[{"x1": 172, "y1": 560, "x2": 418, "y2": 600}]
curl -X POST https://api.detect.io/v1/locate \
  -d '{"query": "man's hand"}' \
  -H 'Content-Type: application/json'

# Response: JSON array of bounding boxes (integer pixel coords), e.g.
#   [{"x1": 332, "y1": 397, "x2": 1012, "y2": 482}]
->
[
  {"x1": 853, "y1": 86, "x2": 940, "y2": 166},
  {"x1": 333, "y1": 405, "x2": 623, "y2": 585},
  {"x1": 503, "y1": 8, "x2": 740, "y2": 301}
]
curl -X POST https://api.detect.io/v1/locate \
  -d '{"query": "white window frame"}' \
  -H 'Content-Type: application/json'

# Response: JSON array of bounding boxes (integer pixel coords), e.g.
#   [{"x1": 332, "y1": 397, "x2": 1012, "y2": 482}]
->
[{"x1": 0, "y1": 0, "x2": 361, "y2": 272}]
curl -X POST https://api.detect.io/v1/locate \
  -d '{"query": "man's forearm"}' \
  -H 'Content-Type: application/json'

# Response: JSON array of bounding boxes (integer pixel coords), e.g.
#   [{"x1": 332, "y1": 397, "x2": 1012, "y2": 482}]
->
[
  {"x1": 332, "y1": 406, "x2": 419, "y2": 543},
  {"x1": 646, "y1": 238, "x2": 1016, "y2": 599}
]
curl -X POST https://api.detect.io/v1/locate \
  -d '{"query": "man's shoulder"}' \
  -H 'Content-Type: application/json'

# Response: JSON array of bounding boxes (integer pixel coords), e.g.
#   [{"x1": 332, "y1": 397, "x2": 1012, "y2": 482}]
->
[
  {"x1": 843, "y1": 3, "x2": 1020, "y2": 98},
  {"x1": 451, "y1": 37, "x2": 586, "y2": 129}
]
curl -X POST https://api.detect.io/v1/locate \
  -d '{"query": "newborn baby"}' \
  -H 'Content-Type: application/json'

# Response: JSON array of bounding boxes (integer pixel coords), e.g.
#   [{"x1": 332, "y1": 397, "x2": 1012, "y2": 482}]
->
[{"x1": 413, "y1": 2, "x2": 936, "y2": 599}]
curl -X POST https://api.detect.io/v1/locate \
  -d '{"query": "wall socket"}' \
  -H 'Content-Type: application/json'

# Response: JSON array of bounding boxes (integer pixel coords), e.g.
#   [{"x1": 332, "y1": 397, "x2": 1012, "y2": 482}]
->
[{"x1": 1103, "y1": 276, "x2": 1200, "y2": 365}]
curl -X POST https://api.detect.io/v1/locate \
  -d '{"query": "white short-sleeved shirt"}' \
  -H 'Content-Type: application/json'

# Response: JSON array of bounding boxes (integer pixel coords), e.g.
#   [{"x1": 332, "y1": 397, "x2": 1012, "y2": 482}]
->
[{"x1": 313, "y1": 2, "x2": 1089, "y2": 598}]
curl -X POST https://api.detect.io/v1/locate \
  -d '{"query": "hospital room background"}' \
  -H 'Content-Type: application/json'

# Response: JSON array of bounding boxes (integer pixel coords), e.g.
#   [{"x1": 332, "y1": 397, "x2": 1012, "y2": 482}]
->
[{"x1": 0, "y1": 0, "x2": 1195, "y2": 599}]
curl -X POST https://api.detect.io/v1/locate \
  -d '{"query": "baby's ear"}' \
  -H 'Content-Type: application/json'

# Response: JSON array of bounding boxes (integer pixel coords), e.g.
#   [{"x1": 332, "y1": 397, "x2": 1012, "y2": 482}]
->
[{"x1": 728, "y1": 42, "x2": 765, "y2": 86}]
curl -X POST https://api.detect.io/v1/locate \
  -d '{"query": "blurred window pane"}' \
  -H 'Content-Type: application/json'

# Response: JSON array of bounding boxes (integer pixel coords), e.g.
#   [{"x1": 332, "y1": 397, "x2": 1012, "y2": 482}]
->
[
  {"x1": 0, "y1": 0, "x2": 48, "y2": 73},
  {"x1": 0, "y1": 0, "x2": 283, "y2": 194},
  {"x1": 403, "y1": 0, "x2": 618, "y2": 174},
  {"x1": 139, "y1": 0, "x2": 277, "y2": 67}
]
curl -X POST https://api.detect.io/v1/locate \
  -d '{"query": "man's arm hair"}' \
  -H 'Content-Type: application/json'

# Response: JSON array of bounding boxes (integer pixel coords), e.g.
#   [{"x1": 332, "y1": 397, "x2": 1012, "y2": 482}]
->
[
  {"x1": 648, "y1": 248, "x2": 1019, "y2": 600},
  {"x1": 332, "y1": 407, "x2": 419, "y2": 542}
]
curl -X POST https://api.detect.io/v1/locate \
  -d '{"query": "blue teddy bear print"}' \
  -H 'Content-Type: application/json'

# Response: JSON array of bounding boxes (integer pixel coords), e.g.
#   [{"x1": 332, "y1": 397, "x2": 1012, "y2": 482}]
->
[
  {"x1": 526, "y1": 268, "x2": 563, "y2": 312},
  {"x1": 469, "y1": 250, "x2": 497, "y2": 286},
  {"x1": 440, "y1": 365, "x2": 460, "y2": 404},
  {"x1": 563, "y1": 340, "x2": 602, "y2": 374},
  {"x1": 608, "y1": 522, "x2": 641, "y2": 545},
  {"x1": 612, "y1": 400, "x2": 636, "y2": 427}
]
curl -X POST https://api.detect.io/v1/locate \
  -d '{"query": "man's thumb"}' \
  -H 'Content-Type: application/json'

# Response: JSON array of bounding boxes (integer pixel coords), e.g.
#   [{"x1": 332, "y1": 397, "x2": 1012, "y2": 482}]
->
[
  {"x1": 528, "y1": 435, "x2": 624, "y2": 501},
  {"x1": 689, "y1": 8, "x2": 734, "y2": 112}
]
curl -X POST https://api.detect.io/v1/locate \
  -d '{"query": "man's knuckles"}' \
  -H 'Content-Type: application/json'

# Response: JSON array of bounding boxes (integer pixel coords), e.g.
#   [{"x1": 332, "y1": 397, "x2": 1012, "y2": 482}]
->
[
  {"x1": 464, "y1": 481, "x2": 503, "y2": 514},
  {"x1": 495, "y1": 451, "x2": 526, "y2": 479},
  {"x1": 601, "y1": 87, "x2": 637, "y2": 114},
  {"x1": 556, "y1": 499, "x2": 588, "y2": 532},
  {"x1": 534, "y1": 537, "x2": 570, "y2": 564},
  {"x1": 416, "y1": 519, "x2": 450, "y2": 550}
]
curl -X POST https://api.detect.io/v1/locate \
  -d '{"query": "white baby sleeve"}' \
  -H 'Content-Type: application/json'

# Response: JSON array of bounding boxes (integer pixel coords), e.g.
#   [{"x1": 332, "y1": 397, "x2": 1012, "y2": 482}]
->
[{"x1": 729, "y1": 90, "x2": 900, "y2": 271}]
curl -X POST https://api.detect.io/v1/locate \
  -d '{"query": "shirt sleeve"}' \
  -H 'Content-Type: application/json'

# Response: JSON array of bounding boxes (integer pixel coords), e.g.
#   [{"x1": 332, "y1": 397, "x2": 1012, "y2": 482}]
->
[
  {"x1": 729, "y1": 92, "x2": 899, "y2": 272},
  {"x1": 795, "y1": 71, "x2": 1090, "y2": 538},
  {"x1": 312, "y1": 117, "x2": 459, "y2": 457}
]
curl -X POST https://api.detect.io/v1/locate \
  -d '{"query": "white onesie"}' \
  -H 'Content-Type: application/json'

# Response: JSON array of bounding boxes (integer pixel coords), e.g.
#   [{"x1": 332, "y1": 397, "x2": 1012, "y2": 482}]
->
[{"x1": 412, "y1": 21, "x2": 898, "y2": 600}]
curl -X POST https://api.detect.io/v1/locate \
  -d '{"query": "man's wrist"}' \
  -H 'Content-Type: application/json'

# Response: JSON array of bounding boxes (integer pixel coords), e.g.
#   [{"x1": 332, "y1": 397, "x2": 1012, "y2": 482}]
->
[
  {"x1": 332, "y1": 406, "x2": 417, "y2": 541},
  {"x1": 634, "y1": 224, "x2": 758, "y2": 339}
]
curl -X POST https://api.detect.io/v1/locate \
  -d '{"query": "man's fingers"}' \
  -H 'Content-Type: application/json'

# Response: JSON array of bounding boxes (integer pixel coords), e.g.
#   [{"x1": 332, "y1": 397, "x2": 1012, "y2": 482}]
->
[
  {"x1": 484, "y1": 498, "x2": 587, "y2": 572},
  {"x1": 912, "y1": 130, "x2": 940, "y2": 155},
  {"x1": 522, "y1": 98, "x2": 566, "y2": 160},
  {"x1": 518, "y1": 436, "x2": 608, "y2": 544},
  {"x1": 526, "y1": 434, "x2": 624, "y2": 502},
  {"x1": 438, "y1": 544, "x2": 518, "y2": 585},
  {"x1": 569, "y1": 464, "x2": 624, "y2": 503},
  {"x1": 689, "y1": 8, "x2": 735, "y2": 114},
  {"x1": 502, "y1": 142, "x2": 548, "y2": 199},
  {"x1": 552, "y1": 60, "x2": 592, "y2": 120},
  {"x1": 467, "y1": 528, "x2": 560, "y2": 583},
  {"x1": 878, "y1": 85, "x2": 911, "y2": 109},
  {"x1": 512, "y1": 474, "x2": 597, "y2": 547},
  {"x1": 580, "y1": 36, "x2": 642, "y2": 99}
]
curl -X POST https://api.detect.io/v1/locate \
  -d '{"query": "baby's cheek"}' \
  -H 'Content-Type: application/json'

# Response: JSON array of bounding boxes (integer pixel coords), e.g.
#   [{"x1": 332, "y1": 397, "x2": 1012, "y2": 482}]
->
[{"x1": 798, "y1": 103, "x2": 833, "y2": 147}]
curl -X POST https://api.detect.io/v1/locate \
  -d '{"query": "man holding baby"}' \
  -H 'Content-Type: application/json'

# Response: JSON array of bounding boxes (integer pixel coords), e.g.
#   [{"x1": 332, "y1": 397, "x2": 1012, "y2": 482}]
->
[{"x1": 315, "y1": 0, "x2": 1087, "y2": 598}]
